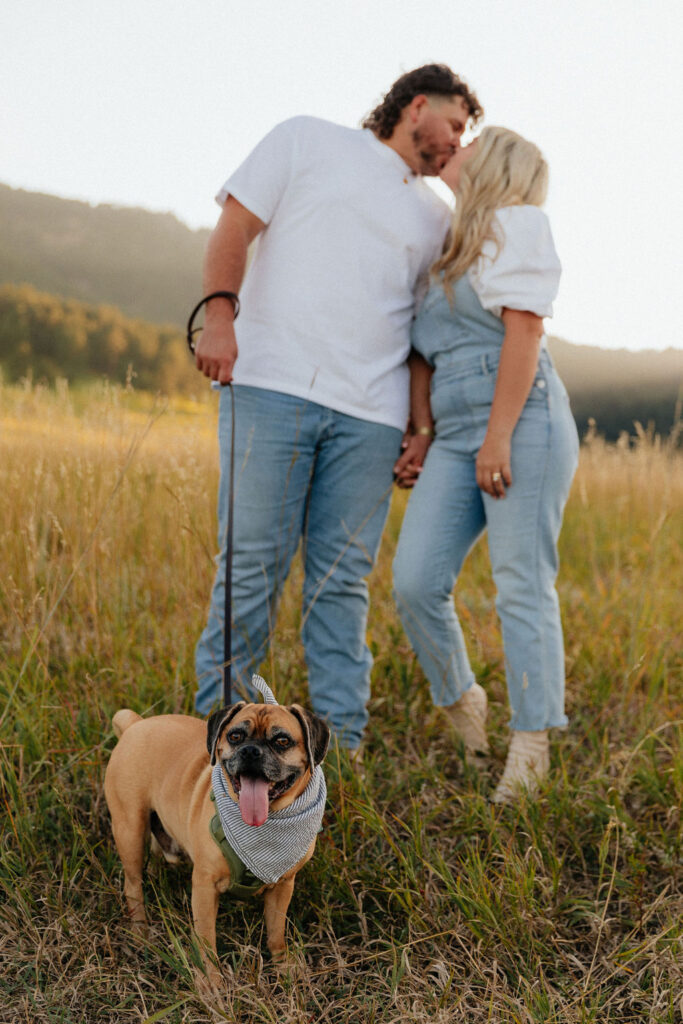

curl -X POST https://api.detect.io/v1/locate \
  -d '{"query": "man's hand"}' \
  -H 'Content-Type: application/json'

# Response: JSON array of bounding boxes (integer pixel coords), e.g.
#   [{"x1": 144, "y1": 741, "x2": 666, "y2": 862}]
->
[
  {"x1": 194, "y1": 197, "x2": 266, "y2": 383},
  {"x1": 393, "y1": 433, "x2": 432, "y2": 488},
  {"x1": 195, "y1": 311, "x2": 238, "y2": 384}
]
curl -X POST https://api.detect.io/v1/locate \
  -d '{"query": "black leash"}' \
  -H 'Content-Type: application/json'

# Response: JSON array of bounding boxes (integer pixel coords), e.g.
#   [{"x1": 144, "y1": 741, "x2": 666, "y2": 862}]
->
[{"x1": 187, "y1": 292, "x2": 240, "y2": 707}]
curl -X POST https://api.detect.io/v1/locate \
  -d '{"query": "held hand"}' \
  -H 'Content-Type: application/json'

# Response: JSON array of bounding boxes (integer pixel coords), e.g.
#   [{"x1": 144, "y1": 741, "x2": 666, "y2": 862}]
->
[
  {"x1": 393, "y1": 434, "x2": 432, "y2": 489},
  {"x1": 194, "y1": 321, "x2": 238, "y2": 384},
  {"x1": 476, "y1": 434, "x2": 512, "y2": 498}
]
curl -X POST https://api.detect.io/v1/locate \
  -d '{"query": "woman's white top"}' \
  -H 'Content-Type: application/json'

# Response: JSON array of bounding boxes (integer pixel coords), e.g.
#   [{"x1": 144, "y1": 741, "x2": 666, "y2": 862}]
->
[
  {"x1": 467, "y1": 204, "x2": 561, "y2": 319},
  {"x1": 411, "y1": 205, "x2": 562, "y2": 365}
]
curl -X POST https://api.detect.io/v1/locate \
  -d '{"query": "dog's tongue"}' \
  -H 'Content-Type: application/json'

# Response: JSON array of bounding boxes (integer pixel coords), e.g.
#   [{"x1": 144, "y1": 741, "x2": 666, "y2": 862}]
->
[{"x1": 238, "y1": 777, "x2": 270, "y2": 827}]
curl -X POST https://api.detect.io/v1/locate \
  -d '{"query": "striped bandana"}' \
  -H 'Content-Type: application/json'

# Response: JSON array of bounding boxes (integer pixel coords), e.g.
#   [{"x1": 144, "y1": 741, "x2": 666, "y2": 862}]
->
[{"x1": 211, "y1": 675, "x2": 327, "y2": 884}]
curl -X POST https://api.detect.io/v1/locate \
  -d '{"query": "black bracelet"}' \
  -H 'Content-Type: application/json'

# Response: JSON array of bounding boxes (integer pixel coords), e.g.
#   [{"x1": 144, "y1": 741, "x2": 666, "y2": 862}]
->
[{"x1": 186, "y1": 291, "x2": 240, "y2": 354}]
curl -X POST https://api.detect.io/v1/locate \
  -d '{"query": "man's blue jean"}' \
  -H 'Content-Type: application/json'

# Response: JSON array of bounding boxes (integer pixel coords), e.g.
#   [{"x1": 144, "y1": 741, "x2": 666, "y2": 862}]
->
[
  {"x1": 195, "y1": 385, "x2": 402, "y2": 748},
  {"x1": 393, "y1": 349, "x2": 579, "y2": 732}
]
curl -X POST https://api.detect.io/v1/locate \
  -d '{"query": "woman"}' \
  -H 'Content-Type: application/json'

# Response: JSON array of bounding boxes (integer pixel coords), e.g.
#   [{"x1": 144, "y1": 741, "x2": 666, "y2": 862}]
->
[{"x1": 392, "y1": 127, "x2": 579, "y2": 803}]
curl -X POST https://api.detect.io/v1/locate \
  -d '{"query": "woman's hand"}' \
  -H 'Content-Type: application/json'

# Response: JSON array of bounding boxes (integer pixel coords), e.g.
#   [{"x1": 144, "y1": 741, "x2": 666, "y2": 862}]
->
[
  {"x1": 476, "y1": 433, "x2": 512, "y2": 498},
  {"x1": 476, "y1": 309, "x2": 543, "y2": 499},
  {"x1": 393, "y1": 434, "x2": 432, "y2": 488}
]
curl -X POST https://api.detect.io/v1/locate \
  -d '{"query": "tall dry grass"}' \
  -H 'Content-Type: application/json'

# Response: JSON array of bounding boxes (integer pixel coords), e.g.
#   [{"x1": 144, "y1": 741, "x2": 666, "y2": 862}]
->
[{"x1": 0, "y1": 379, "x2": 681, "y2": 1023}]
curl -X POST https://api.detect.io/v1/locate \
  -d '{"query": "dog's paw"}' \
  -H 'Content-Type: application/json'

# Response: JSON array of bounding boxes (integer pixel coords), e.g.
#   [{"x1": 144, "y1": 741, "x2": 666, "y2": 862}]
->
[
  {"x1": 269, "y1": 948, "x2": 307, "y2": 985},
  {"x1": 194, "y1": 962, "x2": 229, "y2": 1003},
  {"x1": 126, "y1": 918, "x2": 150, "y2": 940},
  {"x1": 118, "y1": 918, "x2": 151, "y2": 960}
]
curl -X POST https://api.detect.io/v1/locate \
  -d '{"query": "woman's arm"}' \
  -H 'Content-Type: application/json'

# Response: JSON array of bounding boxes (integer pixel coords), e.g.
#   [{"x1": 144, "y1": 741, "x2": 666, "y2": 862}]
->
[
  {"x1": 393, "y1": 350, "x2": 434, "y2": 488},
  {"x1": 476, "y1": 308, "x2": 544, "y2": 498}
]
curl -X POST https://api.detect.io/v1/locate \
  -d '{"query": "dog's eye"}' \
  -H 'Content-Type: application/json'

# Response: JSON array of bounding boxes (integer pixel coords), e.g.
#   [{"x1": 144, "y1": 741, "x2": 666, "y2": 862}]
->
[
  {"x1": 227, "y1": 730, "x2": 243, "y2": 744},
  {"x1": 274, "y1": 737, "x2": 292, "y2": 749}
]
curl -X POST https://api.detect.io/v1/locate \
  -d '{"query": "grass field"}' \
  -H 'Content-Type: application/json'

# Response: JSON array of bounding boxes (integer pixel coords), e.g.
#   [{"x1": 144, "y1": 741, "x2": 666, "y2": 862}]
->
[{"x1": 1, "y1": 379, "x2": 681, "y2": 1023}]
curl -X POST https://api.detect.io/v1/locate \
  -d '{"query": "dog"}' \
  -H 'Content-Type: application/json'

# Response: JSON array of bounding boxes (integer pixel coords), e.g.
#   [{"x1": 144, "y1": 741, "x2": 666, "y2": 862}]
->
[{"x1": 104, "y1": 678, "x2": 329, "y2": 987}]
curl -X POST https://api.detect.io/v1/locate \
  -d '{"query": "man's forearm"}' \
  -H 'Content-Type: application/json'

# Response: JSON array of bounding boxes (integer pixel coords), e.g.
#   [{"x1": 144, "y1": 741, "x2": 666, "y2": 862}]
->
[
  {"x1": 203, "y1": 212, "x2": 251, "y2": 321},
  {"x1": 194, "y1": 198, "x2": 265, "y2": 382},
  {"x1": 408, "y1": 349, "x2": 434, "y2": 433}
]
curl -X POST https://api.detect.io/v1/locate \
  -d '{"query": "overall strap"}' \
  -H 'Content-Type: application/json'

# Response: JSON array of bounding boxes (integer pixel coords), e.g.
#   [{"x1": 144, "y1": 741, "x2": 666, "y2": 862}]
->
[{"x1": 208, "y1": 792, "x2": 264, "y2": 899}]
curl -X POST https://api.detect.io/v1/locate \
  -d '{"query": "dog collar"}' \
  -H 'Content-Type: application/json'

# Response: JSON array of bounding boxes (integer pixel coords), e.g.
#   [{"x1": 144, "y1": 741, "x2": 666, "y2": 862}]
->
[
  {"x1": 208, "y1": 791, "x2": 265, "y2": 898},
  {"x1": 211, "y1": 761, "x2": 326, "y2": 885}
]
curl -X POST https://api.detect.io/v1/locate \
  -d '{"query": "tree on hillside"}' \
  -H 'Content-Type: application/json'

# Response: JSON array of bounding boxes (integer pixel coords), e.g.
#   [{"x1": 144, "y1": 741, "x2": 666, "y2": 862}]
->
[{"x1": 0, "y1": 283, "x2": 198, "y2": 393}]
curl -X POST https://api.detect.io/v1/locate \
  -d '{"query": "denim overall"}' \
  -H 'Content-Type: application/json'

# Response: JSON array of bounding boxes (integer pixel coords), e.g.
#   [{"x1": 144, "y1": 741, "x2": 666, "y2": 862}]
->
[{"x1": 393, "y1": 274, "x2": 579, "y2": 731}]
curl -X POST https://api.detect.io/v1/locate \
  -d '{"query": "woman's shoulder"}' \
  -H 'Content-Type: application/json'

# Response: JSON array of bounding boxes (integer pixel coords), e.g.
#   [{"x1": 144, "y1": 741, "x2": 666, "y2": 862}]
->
[
  {"x1": 481, "y1": 204, "x2": 559, "y2": 272},
  {"x1": 470, "y1": 205, "x2": 561, "y2": 318},
  {"x1": 495, "y1": 203, "x2": 550, "y2": 226},
  {"x1": 492, "y1": 205, "x2": 553, "y2": 250}
]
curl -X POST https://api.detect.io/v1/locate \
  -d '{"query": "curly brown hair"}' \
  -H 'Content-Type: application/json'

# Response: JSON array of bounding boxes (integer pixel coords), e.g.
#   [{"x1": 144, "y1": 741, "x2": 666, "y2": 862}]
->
[{"x1": 362, "y1": 64, "x2": 483, "y2": 139}]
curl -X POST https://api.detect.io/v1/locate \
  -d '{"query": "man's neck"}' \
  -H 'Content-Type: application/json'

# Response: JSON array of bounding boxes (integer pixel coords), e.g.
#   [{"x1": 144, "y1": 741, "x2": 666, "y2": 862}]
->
[{"x1": 377, "y1": 132, "x2": 419, "y2": 176}]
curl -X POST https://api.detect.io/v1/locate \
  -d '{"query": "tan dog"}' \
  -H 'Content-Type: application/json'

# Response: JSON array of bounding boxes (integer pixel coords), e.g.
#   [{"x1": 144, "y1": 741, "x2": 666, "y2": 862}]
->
[{"x1": 104, "y1": 697, "x2": 329, "y2": 986}]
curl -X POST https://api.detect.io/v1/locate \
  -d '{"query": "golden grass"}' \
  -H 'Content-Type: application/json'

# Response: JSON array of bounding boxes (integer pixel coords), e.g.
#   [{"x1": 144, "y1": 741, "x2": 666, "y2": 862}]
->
[{"x1": 0, "y1": 379, "x2": 681, "y2": 1022}]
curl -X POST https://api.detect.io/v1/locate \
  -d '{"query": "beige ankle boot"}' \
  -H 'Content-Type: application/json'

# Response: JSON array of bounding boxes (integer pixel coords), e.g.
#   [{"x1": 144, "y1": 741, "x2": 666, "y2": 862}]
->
[
  {"x1": 442, "y1": 682, "x2": 489, "y2": 755},
  {"x1": 491, "y1": 730, "x2": 549, "y2": 804},
  {"x1": 347, "y1": 743, "x2": 365, "y2": 778}
]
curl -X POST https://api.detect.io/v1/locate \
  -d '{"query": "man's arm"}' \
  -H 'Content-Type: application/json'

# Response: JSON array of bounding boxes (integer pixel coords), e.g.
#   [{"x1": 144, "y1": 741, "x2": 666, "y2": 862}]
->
[
  {"x1": 194, "y1": 196, "x2": 266, "y2": 383},
  {"x1": 393, "y1": 350, "x2": 434, "y2": 488}
]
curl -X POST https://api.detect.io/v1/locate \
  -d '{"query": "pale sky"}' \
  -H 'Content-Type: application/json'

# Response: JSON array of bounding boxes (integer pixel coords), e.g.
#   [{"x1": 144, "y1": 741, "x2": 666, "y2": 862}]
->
[{"x1": 2, "y1": 0, "x2": 682, "y2": 352}]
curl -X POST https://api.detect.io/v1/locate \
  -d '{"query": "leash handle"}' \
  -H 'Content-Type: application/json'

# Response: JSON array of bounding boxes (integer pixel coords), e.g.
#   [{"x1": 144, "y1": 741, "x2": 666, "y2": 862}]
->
[{"x1": 186, "y1": 291, "x2": 240, "y2": 354}]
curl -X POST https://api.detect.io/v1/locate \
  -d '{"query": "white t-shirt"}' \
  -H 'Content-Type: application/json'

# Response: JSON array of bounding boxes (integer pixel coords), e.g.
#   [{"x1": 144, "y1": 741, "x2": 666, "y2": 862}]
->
[
  {"x1": 468, "y1": 205, "x2": 561, "y2": 321},
  {"x1": 217, "y1": 116, "x2": 451, "y2": 430}
]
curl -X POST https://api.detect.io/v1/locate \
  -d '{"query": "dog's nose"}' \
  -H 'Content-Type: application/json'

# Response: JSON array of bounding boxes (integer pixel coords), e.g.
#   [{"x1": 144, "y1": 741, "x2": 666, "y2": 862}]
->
[{"x1": 241, "y1": 744, "x2": 263, "y2": 761}]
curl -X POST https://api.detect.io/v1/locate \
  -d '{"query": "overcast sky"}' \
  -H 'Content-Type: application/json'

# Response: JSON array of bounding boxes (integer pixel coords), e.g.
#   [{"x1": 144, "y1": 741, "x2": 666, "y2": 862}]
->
[{"x1": 2, "y1": 0, "x2": 682, "y2": 353}]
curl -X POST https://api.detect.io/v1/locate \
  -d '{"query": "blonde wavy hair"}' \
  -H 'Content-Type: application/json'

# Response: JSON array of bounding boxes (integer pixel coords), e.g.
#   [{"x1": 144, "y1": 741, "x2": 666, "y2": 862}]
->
[{"x1": 433, "y1": 126, "x2": 549, "y2": 292}]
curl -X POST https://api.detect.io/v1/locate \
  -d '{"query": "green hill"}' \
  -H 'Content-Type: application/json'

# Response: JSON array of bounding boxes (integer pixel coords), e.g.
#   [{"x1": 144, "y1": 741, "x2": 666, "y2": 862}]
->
[
  {"x1": 0, "y1": 183, "x2": 681, "y2": 440},
  {"x1": 0, "y1": 183, "x2": 208, "y2": 325}
]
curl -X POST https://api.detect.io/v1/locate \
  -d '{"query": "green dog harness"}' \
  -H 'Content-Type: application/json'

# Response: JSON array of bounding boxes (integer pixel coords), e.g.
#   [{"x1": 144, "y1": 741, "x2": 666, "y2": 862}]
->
[{"x1": 209, "y1": 791, "x2": 265, "y2": 899}]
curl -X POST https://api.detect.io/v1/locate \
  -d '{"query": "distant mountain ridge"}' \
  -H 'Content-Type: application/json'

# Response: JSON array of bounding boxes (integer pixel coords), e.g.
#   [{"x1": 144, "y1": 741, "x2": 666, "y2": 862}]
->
[
  {"x1": 0, "y1": 183, "x2": 209, "y2": 325},
  {"x1": 1, "y1": 183, "x2": 681, "y2": 440},
  {"x1": 546, "y1": 337, "x2": 681, "y2": 441}
]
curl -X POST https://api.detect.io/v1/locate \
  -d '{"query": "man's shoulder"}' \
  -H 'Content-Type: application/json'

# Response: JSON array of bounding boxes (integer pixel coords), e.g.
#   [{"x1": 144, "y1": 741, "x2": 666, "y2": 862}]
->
[
  {"x1": 272, "y1": 115, "x2": 357, "y2": 141},
  {"x1": 262, "y1": 116, "x2": 364, "y2": 168},
  {"x1": 235, "y1": 116, "x2": 358, "y2": 172}
]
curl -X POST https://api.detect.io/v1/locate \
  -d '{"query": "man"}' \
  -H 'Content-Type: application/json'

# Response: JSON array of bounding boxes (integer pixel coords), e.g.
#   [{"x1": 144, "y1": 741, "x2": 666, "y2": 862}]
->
[{"x1": 194, "y1": 64, "x2": 482, "y2": 753}]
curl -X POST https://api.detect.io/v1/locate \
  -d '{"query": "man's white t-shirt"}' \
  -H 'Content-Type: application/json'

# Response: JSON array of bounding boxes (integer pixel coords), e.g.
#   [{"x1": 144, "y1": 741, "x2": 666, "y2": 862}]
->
[{"x1": 217, "y1": 116, "x2": 451, "y2": 431}]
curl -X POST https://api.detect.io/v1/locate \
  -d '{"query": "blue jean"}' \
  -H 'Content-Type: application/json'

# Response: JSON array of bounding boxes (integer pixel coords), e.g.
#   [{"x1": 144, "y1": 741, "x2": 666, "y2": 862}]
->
[
  {"x1": 195, "y1": 385, "x2": 402, "y2": 748},
  {"x1": 392, "y1": 349, "x2": 579, "y2": 731}
]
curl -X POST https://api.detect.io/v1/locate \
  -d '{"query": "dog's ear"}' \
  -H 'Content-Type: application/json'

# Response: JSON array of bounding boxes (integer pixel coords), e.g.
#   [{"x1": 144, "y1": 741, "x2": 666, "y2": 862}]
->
[
  {"x1": 288, "y1": 704, "x2": 330, "y2": 767},
  {"x1": 206, "y1": 702, "x2": 246, "y2": 766}
]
